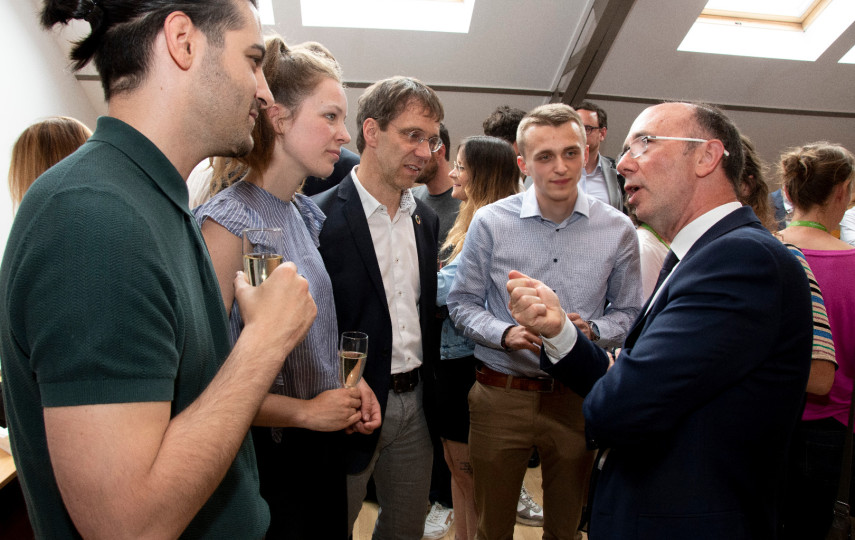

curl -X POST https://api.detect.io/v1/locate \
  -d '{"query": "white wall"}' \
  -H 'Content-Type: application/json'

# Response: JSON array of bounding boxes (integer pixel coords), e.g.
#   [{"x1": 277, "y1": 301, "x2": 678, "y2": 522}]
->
[{"x1": 1, "y1": 0, "x2": 99, "y2": 255}]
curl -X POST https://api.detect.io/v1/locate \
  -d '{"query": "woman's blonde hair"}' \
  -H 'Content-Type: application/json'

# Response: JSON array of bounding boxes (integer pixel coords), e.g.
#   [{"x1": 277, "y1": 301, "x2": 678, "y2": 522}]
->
[
  {"x1": 209, "y1": 35, "x2": 342, "y2": 195},
  {"x1": 8, "y1": 116, "x2": 91, "y2": 209},
  {"x1": 442, "y1": 136, "x2": 521, "y2": 262}
]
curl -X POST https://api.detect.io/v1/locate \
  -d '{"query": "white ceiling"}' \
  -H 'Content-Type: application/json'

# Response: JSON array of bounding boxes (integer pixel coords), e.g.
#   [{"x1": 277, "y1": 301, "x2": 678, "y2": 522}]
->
[{"x1": 46, "y1": 0, "x2": 855, "y2": 171}]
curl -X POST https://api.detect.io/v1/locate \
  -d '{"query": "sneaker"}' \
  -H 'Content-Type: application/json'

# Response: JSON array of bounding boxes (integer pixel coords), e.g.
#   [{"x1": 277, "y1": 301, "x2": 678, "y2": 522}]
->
[
  {"x1": 423, "y1": 501, "x2": 454, "y2": 539},
  {"x1": 516, "y1": 485, "x2": 544, "y2": 527}
]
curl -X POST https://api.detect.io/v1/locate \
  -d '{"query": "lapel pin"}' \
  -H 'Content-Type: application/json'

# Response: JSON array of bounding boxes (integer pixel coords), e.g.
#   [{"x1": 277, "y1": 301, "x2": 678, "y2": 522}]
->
[{"x1": 415, "y1": 215, "x2": 421, "y2": 225}]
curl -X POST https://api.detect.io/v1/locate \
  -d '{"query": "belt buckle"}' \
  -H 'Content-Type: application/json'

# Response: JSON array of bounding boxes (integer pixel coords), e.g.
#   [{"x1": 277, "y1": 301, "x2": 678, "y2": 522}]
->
[
  {"x1": 392, "y1": 372, "x2": 416, "y2": 393},
  {"x1": 537, "y1": 378, "x2": 555, "y2": 393}
]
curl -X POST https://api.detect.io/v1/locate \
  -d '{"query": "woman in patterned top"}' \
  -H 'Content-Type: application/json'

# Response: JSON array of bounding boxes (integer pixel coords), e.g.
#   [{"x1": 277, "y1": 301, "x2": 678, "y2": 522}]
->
[{"x1": 195, "y1": 35, "x2": 379, "y2": 539}]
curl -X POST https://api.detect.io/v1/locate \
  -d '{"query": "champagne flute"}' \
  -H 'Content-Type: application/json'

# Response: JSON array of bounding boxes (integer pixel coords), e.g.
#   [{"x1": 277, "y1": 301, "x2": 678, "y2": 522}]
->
[
  {"x1": 339, "y1": 331, "x2": 368, "y2": 388},
  {"x1": 242, "y1": 228, "x2": 284, "y2": 286}
]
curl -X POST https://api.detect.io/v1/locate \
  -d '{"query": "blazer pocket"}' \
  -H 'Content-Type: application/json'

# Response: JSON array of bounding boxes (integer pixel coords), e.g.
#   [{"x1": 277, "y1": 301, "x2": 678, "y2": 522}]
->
[{"x1": 637, "y1": 511, "x2": 749, "y2": 540}]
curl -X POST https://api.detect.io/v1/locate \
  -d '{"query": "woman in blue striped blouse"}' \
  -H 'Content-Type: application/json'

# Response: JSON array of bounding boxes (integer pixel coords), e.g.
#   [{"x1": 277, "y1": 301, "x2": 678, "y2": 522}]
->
[{"x1": 195, "y1": 36, "x2": 379, "y2": 539}]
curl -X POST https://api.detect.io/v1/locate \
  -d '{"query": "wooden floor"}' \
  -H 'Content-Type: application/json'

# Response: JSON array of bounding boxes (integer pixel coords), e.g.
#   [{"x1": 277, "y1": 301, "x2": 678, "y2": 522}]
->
[{"x1": 353, "y1": 466, "x2": 588, "y2": 540}]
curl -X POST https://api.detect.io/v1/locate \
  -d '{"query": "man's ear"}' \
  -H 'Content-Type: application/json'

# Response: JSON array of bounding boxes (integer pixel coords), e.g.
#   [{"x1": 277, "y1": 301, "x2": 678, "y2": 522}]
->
[
  {"x1": 163, "y1": 11, "x2": 198, "y2": 71},
  {"x1": 362, "y1": 118, "x2": 380, "y2": 149},
  {"x1": 517, "y1": 154, "x2": 529, "y2": 177},
  {"x1": 599, "y1": 126, "x2": 607, "y2": 143},
  {"x1": 696, "y1": 139, "x2": 728, "y2": 178}
]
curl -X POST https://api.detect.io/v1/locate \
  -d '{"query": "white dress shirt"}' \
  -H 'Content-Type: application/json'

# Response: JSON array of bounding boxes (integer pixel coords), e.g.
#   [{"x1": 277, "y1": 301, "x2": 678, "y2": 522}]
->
[{"x1": 352, "y1": 169, "x2": 423, "y2": 374}]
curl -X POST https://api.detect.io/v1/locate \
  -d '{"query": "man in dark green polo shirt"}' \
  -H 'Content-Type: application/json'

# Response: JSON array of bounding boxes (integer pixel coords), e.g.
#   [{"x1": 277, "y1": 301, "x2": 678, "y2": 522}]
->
[{"x1": 0, "y1": 1, "x2": 317, "y2": 537}]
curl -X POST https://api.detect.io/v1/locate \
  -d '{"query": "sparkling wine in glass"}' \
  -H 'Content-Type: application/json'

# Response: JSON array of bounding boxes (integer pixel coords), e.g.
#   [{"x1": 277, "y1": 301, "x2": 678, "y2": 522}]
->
[
  {"x1": 339, "y1": 331, "x2": 368, "y2": 388},
  {"x1": 242, "y1": 228, "x2": 284, "y2": 286}
]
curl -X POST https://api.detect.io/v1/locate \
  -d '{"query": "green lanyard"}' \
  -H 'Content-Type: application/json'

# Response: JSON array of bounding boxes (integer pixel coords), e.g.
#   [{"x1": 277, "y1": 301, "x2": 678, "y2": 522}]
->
[
  {"x1": 641, "y1": 223, "x2": 670, "y2": 249},
  {"x1": 788, "y1": 220, "x2": 828, "y2": 232}
]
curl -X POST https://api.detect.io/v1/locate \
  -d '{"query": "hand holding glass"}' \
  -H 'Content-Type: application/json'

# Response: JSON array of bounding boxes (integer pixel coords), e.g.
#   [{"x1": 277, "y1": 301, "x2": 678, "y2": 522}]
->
[
  {"x1": 340, "y1": 331, "x2": 368, "y2": 388},
  {"x1": 242, "y1": 228, "x2": 284, "y2": 286}
]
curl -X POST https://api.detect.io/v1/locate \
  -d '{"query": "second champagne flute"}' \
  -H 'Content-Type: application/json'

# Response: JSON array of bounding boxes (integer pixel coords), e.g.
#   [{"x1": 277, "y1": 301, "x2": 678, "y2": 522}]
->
[
  {"x1": 339, "y1": 331, "x2": 368, "y2": 388},
  {"x1": 242, "y1": 228, "x2": 284, "y2": 286}
]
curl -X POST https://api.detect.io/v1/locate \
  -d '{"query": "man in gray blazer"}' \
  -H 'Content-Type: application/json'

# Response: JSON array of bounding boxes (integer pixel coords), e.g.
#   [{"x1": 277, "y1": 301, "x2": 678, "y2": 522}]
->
[{"x1": 575, "y1": 101, "x2": 626, "y2": 213}]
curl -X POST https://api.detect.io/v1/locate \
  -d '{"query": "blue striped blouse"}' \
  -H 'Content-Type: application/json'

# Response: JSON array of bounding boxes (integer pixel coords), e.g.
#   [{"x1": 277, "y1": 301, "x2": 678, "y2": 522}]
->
[{"x1": 194, "y1": 180, "x2": 340, "y2": 400}]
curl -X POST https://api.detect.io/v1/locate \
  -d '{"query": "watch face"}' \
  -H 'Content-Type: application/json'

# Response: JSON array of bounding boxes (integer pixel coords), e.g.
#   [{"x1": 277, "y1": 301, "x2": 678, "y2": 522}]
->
[{"x1": 588, "y1": 321, "x2": 600, "y2": 341}]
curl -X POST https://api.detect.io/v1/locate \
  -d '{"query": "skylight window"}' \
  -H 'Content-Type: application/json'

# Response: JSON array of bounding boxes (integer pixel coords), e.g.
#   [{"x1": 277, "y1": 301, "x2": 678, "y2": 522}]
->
[
  {"x1": 678, "y1": 0, "x2": 855, "y2": 61},
  {"x1": 259, "y1": 0, "x2": 275, "y2": 25},
  {"x1": 299, "y1": 0, "x2": 476, "y2": 33}
]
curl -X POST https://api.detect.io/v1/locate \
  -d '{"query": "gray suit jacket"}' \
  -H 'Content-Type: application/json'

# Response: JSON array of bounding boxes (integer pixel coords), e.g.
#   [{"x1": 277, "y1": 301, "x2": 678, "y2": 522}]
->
[{"x1": 600, "y1": 153, "x2": 626, "y2": 213}]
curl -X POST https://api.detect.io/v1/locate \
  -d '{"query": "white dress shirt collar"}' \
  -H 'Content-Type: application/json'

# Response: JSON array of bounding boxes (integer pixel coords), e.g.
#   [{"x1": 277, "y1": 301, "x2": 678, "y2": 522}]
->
[{"x1": 351, "y1": 167, "x2": 417, "y2": 220}]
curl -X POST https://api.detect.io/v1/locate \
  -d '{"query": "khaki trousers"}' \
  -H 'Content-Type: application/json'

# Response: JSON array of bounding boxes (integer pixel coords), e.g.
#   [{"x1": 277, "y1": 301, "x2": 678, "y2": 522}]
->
[{"x1": 468, "y1": 380, "x2": 594, "y2": 540}]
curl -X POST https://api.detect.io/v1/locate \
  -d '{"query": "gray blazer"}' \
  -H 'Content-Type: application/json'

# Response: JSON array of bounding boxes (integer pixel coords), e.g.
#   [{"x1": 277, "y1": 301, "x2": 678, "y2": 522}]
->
[{"x1": 600, "y1": 153, "x2": 626, "y2": 213}]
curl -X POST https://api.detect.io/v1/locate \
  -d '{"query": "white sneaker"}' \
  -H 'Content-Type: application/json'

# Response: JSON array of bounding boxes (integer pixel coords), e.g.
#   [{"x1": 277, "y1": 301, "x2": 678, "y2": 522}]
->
[
  {"x1": 516, "y1": 485, "x2": 544, "y2": 526},
  {"x1": 423, "y1": 501, "x2": 454, "y2": 539}
]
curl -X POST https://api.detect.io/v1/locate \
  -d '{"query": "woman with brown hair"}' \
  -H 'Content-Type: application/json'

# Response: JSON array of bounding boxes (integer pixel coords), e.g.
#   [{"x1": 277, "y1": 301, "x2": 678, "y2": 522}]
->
[
  {"x1": 776, "y1": 142, "x2": 855, "y2": 540},
  {"x1": 435, "y1": 135, "x2": 520, "y2": 540},
  {"x1": 195, "y1": 35, "x2": 378, "y2": 538},
  {"x1": 8, "y1": 116, "x2": 91, "y2": 210}
]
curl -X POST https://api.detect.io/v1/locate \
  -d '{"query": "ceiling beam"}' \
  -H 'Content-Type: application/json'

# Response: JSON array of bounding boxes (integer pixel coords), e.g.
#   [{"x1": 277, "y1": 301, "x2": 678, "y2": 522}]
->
[{"x1": 551, "y1": 0, "x2": 637, "y2": 106}]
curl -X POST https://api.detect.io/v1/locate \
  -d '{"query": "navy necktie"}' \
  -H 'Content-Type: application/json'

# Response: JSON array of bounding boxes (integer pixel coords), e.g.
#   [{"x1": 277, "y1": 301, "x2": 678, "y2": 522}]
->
[{"x1": 652, "y1": 250, "x2": 679, "y2": 296}]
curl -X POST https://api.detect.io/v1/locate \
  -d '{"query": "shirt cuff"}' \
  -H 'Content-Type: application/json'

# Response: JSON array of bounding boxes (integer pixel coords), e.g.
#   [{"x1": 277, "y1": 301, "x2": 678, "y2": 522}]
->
[{"x1": 542, "y1": 314, "x2": 578, "y2": 364}]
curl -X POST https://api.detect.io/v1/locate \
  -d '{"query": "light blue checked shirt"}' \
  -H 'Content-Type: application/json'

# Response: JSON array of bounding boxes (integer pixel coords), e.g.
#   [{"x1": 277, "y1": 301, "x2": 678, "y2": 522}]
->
[{"x1": 447, "y1": 188, "x2": 642, "y2": 378}]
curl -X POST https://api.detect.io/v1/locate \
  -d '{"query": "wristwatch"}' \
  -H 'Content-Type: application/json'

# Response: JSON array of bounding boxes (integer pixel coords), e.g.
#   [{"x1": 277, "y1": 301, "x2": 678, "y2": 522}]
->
[{"x1": 587, "y1": 320, "x2": 600, "y2": 342}]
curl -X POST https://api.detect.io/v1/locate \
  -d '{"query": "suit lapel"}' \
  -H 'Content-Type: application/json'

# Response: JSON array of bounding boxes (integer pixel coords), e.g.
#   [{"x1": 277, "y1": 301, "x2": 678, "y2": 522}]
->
[
  {"x1": 600, "y1": 154, "x2": 623, "y2": 210},
  {"x1": 623, "y1": 206, "x2": 760, "y2": 348},
  {"x1": 338, "y1": 176, "x2": 388, "y2": 306}
]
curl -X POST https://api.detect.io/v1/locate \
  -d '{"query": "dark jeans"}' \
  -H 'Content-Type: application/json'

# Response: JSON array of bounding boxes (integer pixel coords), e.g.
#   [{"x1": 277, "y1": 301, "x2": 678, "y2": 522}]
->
[{"x1": 781, "y1": 417, "x2": 854, "y2": 540}]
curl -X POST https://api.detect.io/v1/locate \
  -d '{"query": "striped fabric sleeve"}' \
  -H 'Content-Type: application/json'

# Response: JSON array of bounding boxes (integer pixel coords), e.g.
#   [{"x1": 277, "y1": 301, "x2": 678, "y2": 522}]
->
[{"x1": 785, "y1": 244, "x2": 837, "y2": 367}]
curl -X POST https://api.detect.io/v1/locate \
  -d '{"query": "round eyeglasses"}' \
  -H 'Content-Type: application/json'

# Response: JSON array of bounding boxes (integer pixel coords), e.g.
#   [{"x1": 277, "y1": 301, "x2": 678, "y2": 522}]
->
[
  {"x1": 583, "y1": 125, "x2": 602, "y2": 135},
  {"x1": 618, "y1": 135, "x2": 730, "y2": 163},
  {"x1": 389, "y1": 123, "x2": 444, "y2": 153}
]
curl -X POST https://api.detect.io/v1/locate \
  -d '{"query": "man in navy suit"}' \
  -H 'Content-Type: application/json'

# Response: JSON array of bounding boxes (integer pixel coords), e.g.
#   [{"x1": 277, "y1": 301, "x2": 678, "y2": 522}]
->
[
  {"x1": 506, "y1": 102, "x2": 813, "y2": 539},
  {"x1": 313, "y1": 76, "x2": 442, "y2": 540}
]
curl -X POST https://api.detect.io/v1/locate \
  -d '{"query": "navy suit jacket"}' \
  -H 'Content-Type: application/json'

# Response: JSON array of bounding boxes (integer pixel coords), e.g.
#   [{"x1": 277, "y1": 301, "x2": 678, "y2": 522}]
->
[
  {"x1": 544, "y1": 206, "x2": 812, "y2": 539},
  {"x1": 313, "y1": 174, "x2": 440, "y2": 474}
]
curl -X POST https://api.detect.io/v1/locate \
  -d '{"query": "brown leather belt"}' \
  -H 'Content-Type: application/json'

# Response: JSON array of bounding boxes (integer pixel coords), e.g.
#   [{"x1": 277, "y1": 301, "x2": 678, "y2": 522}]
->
[
  {"x1": 390, "y1": 369, "x2": 419, "y2": 393},
  {"x1": 475, "y1": 363, "x2": 559, "y2": 392}
]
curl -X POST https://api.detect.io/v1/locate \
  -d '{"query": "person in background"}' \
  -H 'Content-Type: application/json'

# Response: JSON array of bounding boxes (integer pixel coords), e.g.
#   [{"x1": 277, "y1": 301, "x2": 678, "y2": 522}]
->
[
  {"x1": 433, "y1": 135, "x2": 521, "y2": 540},
  {"x1": 840, "y1": 204, "x2": 855, "y2": 246},
  {"x1": 737, "y1": 135, "x2": 777, "y2": 232},
  {"x1": 775, "y1": 142, "x2": 855, "y2": 540},
  {"x1": 573, "y1": 101, "x2": 625, "y2": 212},
  {"x1": 413, "y1": 122, "x2": 457, "y2": 539},
  {"x1": 8, "y1": 116, "x2": 91, "y2": 211},
  {"x1": 0, "y1": 0, "x2": 318, "y2": 537},
  {"x1": 630, "y1": 208, "x2": 669, "y2": 300},
  {"x1": 483, "y1": 105, "x2": 529, "y2": 189},
  {"x1": 194, "y1": 36, "x2": 380, "y2": 539},
  {"x1": 482, "y1": 105, "x2": 526, "y2": 155},
  {"x1": 412, "y1": 123, "x2": 457, "y2": 251}
]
